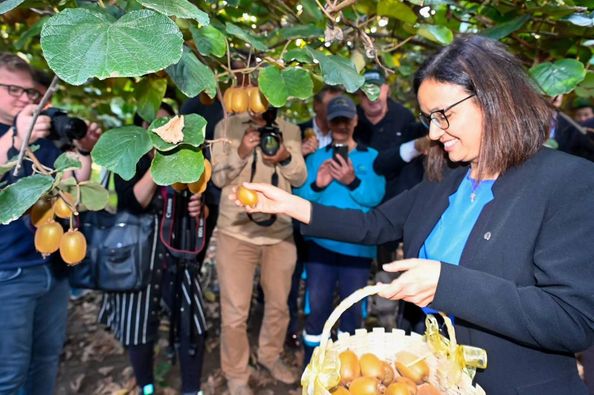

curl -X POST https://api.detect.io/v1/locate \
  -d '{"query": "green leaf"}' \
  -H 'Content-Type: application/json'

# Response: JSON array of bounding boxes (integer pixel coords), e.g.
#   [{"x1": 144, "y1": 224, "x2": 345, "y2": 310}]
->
[
  {"x1": 530, "y1": 59, "x2": 587, "y2": 96},
  {"x1": 417, "y1": 24, "x2": 454, "y2": 45},
  {"x1": 61, "y1": 180, "x2": 109, "y2": 211},
  {"x1": 283, "y1": 48, "x2": 314, "y2": 64},
  {"x1": 299, "y1": 0, "x2": 324, "y2": 23},
  {"x1": 225, "y1": 22, "x2": 268, "y2": 51},
  {"x1": 563, "y1": 12, "x2": 594, "y2": 27},
  {"x1": 361, "y1": 83, "x2": 381, "y2": 102},
  {"x1": 151, "y1": 147, "x2": 204, "y2": 185},
  {"x1": 15, "y1": 16, "x2": 48, "y2": 51},
  {"x1": 307, "y1": 48, "x2": 365, "y2": 93},
  {"x1": 277, "y1": 25, "x2": 325, "y2": 41},
  {"x1": 0, "y1": 0, "x2": 25, "y2": 14},
  {"x1": 137, "y1": 0, "x2": 209, "y2": 25},
  {"x1": 259, "y1": 67, "x2": 288, "y2": 107},
  {"x1": 282, "y1": 67, "x2": 313, "y2": 100},
  {"x1": 148, "y1": 114, "x2": 207, "y2": 151},
  {"x1": 54, "y1": 152, "x2": 82, "y2": 172},
  {"x1": 0, "y1": 175, "x2": 53, "y2": 225},
  {"x1": 377, "y1": 0, "x2": 417, "y2": 24},
  {"x1": 480, "y1": 15, "x2": 531, "y2": 40},
  {"x1": 575, "y1": 72, "x2": 594, "y2": 98},
  {"x1": 190, "y1": 25, "x2": 226, "y2": 58},
  {"x1": 91, "y1": 126, "x2": 153, "y2": 181},
  {"x1": 0, "y1": 161, "x2": 16, "y2": 178},
  {"x1": 136, "y1": 77, "x2": 168, "y2": 122},
  {"x1": 40, "y1": 9, "x2": 183, "y2": 85},
  {"x1": 166, "y1": 46, "x2": 217, "y2": 98}
]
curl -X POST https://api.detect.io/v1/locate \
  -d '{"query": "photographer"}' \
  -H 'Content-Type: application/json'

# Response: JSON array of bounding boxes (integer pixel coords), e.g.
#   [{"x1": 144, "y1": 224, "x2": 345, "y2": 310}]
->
[
  {"x1": 211, "y1": 107, "x2": 306, "y2": 395},
  {"x1": 0, "y1": 53, "x2": 96, "y2": 394}
]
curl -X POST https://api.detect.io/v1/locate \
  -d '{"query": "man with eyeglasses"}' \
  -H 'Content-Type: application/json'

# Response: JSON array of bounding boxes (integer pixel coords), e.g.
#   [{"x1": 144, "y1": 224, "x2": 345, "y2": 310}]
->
[{"x1": 0, "y1": 52, "x2": 93, "y2": 395}]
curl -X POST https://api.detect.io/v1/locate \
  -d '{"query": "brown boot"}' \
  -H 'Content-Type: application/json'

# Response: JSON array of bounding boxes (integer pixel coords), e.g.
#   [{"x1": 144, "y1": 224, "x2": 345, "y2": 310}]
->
[{"x1": 260, "y1": 358, "x2": 298, "y2": 384}]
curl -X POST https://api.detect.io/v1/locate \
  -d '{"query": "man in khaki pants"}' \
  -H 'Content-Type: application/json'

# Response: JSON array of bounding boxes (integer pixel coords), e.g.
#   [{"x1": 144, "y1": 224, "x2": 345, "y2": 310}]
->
[{"x1": 211, "y1": 108, "x2": 307, "y2": 395}]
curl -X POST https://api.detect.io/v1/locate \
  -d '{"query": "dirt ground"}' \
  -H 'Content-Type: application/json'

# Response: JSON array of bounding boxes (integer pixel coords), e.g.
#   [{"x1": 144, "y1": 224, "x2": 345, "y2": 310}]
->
[{"x1": 55, "y1": 234, "x2": 304, "y2": 395}]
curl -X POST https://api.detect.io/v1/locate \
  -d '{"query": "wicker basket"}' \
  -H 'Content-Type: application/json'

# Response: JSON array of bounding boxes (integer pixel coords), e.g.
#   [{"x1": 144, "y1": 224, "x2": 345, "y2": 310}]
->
[{"x1": 301, "y1": 285, "x2": 486, "y2": 395}]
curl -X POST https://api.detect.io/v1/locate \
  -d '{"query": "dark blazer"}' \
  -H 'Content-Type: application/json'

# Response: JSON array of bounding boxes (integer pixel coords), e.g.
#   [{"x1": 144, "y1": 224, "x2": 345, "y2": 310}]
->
[{"x1": 302, "y1": 148, "x2": 594, "y2": 395}]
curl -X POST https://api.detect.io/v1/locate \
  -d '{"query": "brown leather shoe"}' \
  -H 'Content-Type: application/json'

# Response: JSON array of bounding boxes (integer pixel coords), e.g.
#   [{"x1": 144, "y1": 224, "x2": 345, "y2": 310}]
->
[{"x1": 260, "y1": 358, "x2": 298, "y2": 384}]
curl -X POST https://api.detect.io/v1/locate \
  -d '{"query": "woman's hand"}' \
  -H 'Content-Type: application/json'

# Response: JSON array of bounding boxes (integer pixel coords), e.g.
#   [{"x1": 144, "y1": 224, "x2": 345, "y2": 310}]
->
[
  {"x1": 187, "y1": 193, "x2": 202, "y2": 217},
  {"x1": 377, "y1": 258, "x2": 442, "y2": 307},
  {"x1": 229, "y1": 182, "x2": 312, "y2": 224}
]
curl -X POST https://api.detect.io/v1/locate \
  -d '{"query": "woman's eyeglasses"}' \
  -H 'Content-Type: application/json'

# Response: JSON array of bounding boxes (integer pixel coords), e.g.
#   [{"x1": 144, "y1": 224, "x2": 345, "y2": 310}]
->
[
  {"x1": 0, "y1": 83, "x2": 41, "y2": 101},
  {"x1": 419, "y1": 94, "x2": 475, "y2": 130}
]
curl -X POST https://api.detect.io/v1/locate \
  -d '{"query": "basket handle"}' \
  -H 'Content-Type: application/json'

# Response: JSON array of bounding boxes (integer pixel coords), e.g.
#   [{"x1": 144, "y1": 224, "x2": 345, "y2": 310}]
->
[{"x1": 318, "y1": 284, "x2": 389, "y2": 352}]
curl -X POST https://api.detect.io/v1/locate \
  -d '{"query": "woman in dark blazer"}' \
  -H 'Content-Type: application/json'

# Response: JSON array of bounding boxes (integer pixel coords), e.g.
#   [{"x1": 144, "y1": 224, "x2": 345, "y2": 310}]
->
[{"x1": 232, "y1": 35, "x2": 594, "y2": 395}]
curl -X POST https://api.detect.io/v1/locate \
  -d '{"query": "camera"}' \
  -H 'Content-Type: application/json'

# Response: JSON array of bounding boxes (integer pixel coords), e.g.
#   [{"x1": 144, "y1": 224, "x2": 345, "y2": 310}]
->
[
  {"x1": 258, "y1": 107, "x2": 282, "y2": 157},
  {"x1": 41, "y1": 108, "x2": 88, "y2": 144}
]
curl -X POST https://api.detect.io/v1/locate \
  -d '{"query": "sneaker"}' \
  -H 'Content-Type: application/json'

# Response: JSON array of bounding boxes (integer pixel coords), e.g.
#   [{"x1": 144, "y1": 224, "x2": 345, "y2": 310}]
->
[
  {"x1": 261, "y1": 358, "x2": 298, "y2": 384},
  {"x1": 227, "y1": 381, "x2": 254, "y2": 395}
]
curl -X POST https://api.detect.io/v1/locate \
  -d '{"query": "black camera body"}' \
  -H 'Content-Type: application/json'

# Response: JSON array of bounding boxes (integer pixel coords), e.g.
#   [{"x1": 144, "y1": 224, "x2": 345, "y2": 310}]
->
[
  {"x1": 41, "y1": 108, "x2": 88, "y2": 145},
  {"x1": 258, "y1": 107, "x2": 282, "y2": 157}
]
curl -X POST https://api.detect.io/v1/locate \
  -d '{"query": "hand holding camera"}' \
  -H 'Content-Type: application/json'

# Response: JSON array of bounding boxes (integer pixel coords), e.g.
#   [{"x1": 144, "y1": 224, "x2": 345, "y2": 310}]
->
[
  {"x1": 238, "y1": 127, "x2": 261, "y2": 159},
  {"x1": 14, "y1": 104, "x2": 51, "y2": 145}
]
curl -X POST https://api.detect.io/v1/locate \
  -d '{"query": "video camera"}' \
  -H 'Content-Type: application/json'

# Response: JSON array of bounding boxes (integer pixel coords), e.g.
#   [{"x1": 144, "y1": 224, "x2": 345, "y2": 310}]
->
[
  {"x1": 41, "y1": 108, "x2": 88, "y2": 146},
  {"x1": 258, "y1": 107, "x2": 282, "y2": 157}
]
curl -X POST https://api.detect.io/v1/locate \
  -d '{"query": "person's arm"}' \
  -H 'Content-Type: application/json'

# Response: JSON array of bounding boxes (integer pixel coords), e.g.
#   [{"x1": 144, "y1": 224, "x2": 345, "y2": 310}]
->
[
  {"x1": 431, "y1": 173, "x2": 594, "y2": 353},
  {"x1": 292, "y1": 152, "x2": 325, "y2": 202},
  {"x1": 0, "y1": 128, "x2": 16, "y2": 165},
  {"x1": 347, "y1": 151, "x2": 386, "y2": 208},
  {"x1": 115, "y1": 156, "x2": 156, "y2": 213},
  {"x1": 276, "y1": 122, "x2": 307, "y2": 187},
  {"x1": 373, "y1": 121, "x2": 427, "y2": 177},
  {"x1": 211, "y1": 118, "x2": 249, "y2": 188}
]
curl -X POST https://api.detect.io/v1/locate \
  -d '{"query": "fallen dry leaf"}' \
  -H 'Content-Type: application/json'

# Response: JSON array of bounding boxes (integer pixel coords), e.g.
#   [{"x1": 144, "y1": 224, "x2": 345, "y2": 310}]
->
[{"x1": 153, "y1": 115, "x2": 185, "y2": 144}]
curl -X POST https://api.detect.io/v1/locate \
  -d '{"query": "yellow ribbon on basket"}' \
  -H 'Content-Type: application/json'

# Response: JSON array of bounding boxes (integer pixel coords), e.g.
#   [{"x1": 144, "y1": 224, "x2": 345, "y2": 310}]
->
[
  {"x1": 301, "y1": 346, "x2": 341, "y2": 395},
  {"x1": 424, "y1": 314, "x2": 488, "y2": 387}
]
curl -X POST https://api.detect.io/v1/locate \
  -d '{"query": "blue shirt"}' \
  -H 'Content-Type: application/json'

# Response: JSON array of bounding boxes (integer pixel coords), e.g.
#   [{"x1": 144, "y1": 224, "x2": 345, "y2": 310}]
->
[
  {"x1": 420, "y1": 170, "x2": 495, "y2": 314},
  {"x1": 294, "y1": 144, "x2": 385, "y2": 258},
  {"x1": 0, "y1": 123, "x2": 62, "y2": 269}
]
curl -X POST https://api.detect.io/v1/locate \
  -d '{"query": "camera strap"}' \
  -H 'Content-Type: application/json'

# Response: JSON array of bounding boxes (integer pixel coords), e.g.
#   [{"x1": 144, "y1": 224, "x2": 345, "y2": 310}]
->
[{"x1": 247, "y1": 150, "x2": 277, "y2": 227}]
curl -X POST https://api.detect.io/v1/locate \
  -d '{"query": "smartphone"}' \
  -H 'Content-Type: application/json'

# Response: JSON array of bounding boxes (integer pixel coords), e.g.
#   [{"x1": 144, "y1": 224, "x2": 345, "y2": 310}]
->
[{"x1": 332, "y1": 143, "x2": 348, "y2": 162}]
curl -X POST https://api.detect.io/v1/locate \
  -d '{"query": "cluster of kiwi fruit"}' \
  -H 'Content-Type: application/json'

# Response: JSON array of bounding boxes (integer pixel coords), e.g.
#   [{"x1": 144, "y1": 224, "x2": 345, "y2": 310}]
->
[
  {"x1": 31, "y1": 192, "x2": 87, "y2": 266},
  {"x1": 223, "y1": 86, "x2": 268, "y2": 114},
  {"x1": 330, "y1": 349, "x2": 441, "y2": 395}
]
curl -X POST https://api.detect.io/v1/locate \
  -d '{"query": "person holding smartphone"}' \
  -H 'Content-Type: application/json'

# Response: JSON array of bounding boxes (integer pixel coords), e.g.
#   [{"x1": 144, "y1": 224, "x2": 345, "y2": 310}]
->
[{"x1": 293, "y1": 95, "x2": 385, "y2": 366}]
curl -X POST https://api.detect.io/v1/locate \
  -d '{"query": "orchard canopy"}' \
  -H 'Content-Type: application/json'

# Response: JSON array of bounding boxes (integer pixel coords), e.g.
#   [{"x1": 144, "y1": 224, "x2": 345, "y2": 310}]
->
[{"x1": 0, "y1": 0, "x2": 593, "y2": 224}]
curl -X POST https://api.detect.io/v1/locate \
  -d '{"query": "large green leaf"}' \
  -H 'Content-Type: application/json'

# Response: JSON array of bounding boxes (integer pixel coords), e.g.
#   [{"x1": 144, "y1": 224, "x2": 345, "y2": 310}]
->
[
  {"x1": 225, "y1": 22, "x2": 268, "y2": 51},
  {"x1": 307, "y1": 48, "x2": 365, "y2": 93},
  {"x1": 191, "y1": 25, "x2": 226, "y2": 58},
  {"x1": 40, "y1": 9, "x2": 183, "y2": 85},
  {"x1": 151, "y1": 147, "x2": 204, "y2": 185},
  {"x1": 54, "y1": 152, "x2": 82, "y2": 172},
  {"x1": 377, "y1": 0, "x2": 417, "y2": 24},
  {"x1": 563, "y1": 12, "x2": 594, "y2": 27},
  {"x1": 259, "y1": 67, "x2": 288, "y2": 107},
  {"x1": 166, "y1": 47, "x2": 217, "y2": 98},
  {"x1": 137, "y1": 0, "x2": 209, "y2": 25},
  {"x1": 91, "y1": 126, "x2": 153, "y2": 181},
  {"x1": 0, "y1": 175, "x2": 54, "y2": 225},
  {"x1": 0, "y1": 0, "x2": 25, "y2": 14},
  {"x1": 300, "y1": 0, "x2": 324, "y2": 23},
  {"x1": 481, "y1": 15, "x2": 531, "y2": 40},
  {"x1": 148, "y1": 114, "x2": 207, "y2": 151},
  {"x1": 282, "y1": 67, "x2": 313, "y2": 100},
  {"x1": 136, "y1": 77, "x2": 168, "y2": 122},
  {"x1": 417, "y1": 24, "x2": 454, "y2": 45},
  {"x1": 60, "y1": 179, "x2": 109, "y2": 211},
  {"x1": 530, "y1": 59, "x2": 587, "y2": 96}
]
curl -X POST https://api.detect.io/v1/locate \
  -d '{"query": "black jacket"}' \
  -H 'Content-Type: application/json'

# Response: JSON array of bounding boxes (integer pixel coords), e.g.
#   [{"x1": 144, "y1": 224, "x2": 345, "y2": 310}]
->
[{"x1": 302, "y1": 148, "x2": 594, "y2": 394}]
